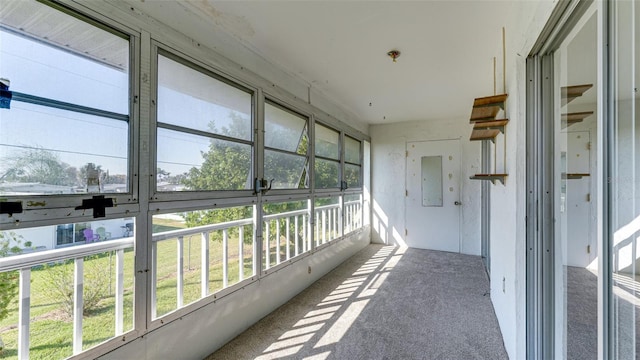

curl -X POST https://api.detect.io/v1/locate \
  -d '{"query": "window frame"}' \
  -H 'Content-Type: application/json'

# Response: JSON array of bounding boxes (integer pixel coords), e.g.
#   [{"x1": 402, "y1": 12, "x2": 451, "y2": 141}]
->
[
  {"x1": 150, "y1": 45, "x2": 258, "y2": 202},
  {"x1": 261, "y1": 95, "x2": 312, "y2": 196},
  {"x1": 313, "y1": 121, "x2": 342, "y2": 192},
  {"x1": 0, "y1": 0, "x2": 140, "y2": 226}
]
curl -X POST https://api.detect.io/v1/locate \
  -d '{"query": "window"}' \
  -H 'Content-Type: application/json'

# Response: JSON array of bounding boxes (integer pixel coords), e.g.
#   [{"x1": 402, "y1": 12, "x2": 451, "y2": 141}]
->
[
  {"x1": 314, "y1": 124, "x2": 340, "y2": 189},
  {"x1": 0, "y1": 0, "x2": 130, "y2": 196},
  {"x1": 156, "y1": 53, "x2": 253, "y2": 192},
  {"x1": 344, "y1": 136, "x2": 362, "y2": 188},
  {"x1": 264, "y1": 101, "x2": 309, "y2": 189}
]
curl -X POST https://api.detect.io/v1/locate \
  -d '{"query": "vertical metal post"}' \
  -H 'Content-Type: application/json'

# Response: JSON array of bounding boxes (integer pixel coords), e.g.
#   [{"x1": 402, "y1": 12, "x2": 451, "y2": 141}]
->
[
  {"x1": 322, "y1": 210, "x2": 327, "y2": 244},
  {"x1": 238, "y1": 226, "x2": 244, "y2": 281},
  {"x1": 265, "y1": 221, "x2": 270, "y2": 269},
  {"x1": 201, "y1": 232, "x2": 210, "y2": 298},
  {"x1": 286, "y1": 217, "x2": 291, "y2": 261},
  {"x1": 222, "y1": 229, "x2": 228, "y2": 288},
  {"x1": 151, "y1": 242, "x2": 157, "y2": 319},
  {"x1": 115, "y1": 249, "x2": 124, "y2": 335},
  {"x1": 276, "y1": 219, "x2": 281, "y2": 264},
  {"x1": 73, "y1": 258, "x2": 84, "y2": 355},
  {"x1": 18, "y1": 268, "x2": 31, "y2": 360},
  {"x1": 295, "y1": 216, "x2": 300, "y2": 256},
  {"x1": 177, "y1": 236, "x2": 184, "y2": 308},
  {"x1": 302, "y1": 214, "x2": 307, "y2": 253}
]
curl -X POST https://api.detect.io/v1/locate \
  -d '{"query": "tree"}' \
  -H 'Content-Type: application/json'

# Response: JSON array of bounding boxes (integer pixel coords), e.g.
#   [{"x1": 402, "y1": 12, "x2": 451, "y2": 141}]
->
[
  {"x1": 0, "y1": 231, "x2": 30, "y2": 351},
  {"x1": 1, "y1": 148, "x2": 77, "y2": 186}
]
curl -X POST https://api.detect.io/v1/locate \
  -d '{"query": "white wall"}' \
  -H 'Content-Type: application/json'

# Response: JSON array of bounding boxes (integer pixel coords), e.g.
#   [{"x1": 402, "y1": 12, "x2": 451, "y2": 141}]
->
[
  {"x1": 490, "y1": 2, "x2": 558, "y2": 359},
  {"x1": 370, "y1": 118, "x2": 482, "y2": 255}
]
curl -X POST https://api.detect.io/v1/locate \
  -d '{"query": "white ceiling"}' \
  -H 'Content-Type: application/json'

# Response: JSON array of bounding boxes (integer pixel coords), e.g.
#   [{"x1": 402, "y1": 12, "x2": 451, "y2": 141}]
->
[{"x1": 124, "y1": 1, "x2": 541, "y2": 125}]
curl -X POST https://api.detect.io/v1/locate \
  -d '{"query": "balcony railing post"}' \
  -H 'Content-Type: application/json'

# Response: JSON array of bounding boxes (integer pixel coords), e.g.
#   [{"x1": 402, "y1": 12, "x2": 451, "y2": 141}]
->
[
  {"x1": 18, "y1": 268, "x2": 31, "y2": 360},
  {"x1": 238, "y1": 226, "x2": 244, "y2": 282},
  {"x1": 322, "y1": 210, "x2": 327, "y2": 244},
  {"x1": 115, "y1": 249, "x2": 124, "y2": 335},
  {"x1": 151, "y1": 242, "x2": 157, "y2": 319},
  {"x1": 201, "y1": 232, "x2": 210, "y2": 298},
  {"x1": 285, "y1": 217, "x2": 290, "y2": 261},
  {"x1": 73, "y1": 258, "x2": 84, "y2": 355},
  {"x1": 177, "y1": 236, "x2": 184, "y2": 308},
  {"x1": 294, "y1": 216, "x2": 299, "y2": 257},
  {"x1": 276, "y1": 219, "x2": 281, "y2": 264},
  {"x1": 265, "y1": 221, "x2": 270, "y2": 269},
  {"x1": 222, "y1": 229, "x2": 228, "y2": 288},
  {"x1": 302, "y1": 215, "x2": 307, "y2": 253}
]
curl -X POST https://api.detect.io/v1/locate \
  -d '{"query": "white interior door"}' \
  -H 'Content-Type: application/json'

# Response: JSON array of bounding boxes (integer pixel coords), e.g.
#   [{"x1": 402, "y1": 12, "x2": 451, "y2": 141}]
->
[
  {"x1": 405, "y1": 140, "x2": 461, "y2": 252},
  {"x1": 565, "y1": 131, "x2": 592, "y2": 267}
]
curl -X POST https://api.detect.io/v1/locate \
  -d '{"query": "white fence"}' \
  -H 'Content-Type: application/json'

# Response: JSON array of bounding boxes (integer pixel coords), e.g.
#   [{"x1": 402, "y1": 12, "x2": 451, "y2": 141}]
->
[{"x1": 0, "y1": 198, "x2": 362, "y2": 359}]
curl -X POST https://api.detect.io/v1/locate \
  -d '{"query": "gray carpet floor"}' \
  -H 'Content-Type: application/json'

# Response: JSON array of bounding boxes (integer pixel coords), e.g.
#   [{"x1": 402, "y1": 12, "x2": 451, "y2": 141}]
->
[
  {"x1": 566, "y1": 266, "x2": 598, "y2": 360},
  {"x1": 206, "y1": 244, "x2": 508, "y2": 360}
]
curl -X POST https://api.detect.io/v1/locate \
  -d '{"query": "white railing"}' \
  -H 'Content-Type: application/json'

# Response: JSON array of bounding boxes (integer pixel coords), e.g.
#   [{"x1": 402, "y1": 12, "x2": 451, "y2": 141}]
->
[
  {"x1": 263, "y1": 209, "x2": 311, "y2": 269},
  {"x1": 0, "y1": 238, "x2": 134, "y2": 360},
  {"x1": 0, "y1": 196, "x2": 364, "y2": 359},
  {"x1": 344, "y1": 199, "x2": 363, "y2": 234},
  {"x1": 314, "y1": 203, "x2": 341, "y2": 246},
  {"x1": 151, "y1": 218, "x2": 254, "y2": 319}
]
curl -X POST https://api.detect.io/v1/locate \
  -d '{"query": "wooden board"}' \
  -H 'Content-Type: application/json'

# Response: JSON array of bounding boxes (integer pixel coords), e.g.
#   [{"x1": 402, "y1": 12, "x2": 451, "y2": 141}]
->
[
  {"x1": 473, "y1": 94, "x2": 508, "y2": 108},
  {"x1": 561, "y1": 111, "x2": 594, "y2": 129},
  {"x1": 561, "y1": 84, "x2": 593, "y2": 105},
  {"x1": 470, "y1": 174, "x2": 508, "y2": 185},
  {"x1": 473, "y1": 119, "x2": 509, "y2": 129},
  {"x1": 470, "y1": 128, "x2": 500, "y2": 141},
  {"x1": 470, "y1": 106, "x2": 500, "y2": 121}
]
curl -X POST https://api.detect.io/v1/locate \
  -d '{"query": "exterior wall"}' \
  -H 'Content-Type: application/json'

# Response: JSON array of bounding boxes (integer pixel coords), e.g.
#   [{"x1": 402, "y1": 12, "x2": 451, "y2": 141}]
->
[
  {"x1": 99, "y1": 230, "x2": 369, "y2": 360},
  {"x1": 370, "y1": 118, "x2": 482, "y2": 255}
]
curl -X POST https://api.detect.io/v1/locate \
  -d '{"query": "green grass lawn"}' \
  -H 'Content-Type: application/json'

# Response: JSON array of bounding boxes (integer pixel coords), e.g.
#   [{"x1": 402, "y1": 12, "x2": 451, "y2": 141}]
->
[
  {"x1": 0, "y1": 217, "x2": 311, "y2": 359},
  {"x1": 0, "y1": 218, "x2": 264, "y2": 359}
]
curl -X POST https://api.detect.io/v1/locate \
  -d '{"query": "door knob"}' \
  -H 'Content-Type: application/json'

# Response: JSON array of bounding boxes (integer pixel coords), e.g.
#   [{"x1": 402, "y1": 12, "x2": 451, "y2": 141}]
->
[{"x1": 454, "y1": 201, "x2": 462, "y2": 206}]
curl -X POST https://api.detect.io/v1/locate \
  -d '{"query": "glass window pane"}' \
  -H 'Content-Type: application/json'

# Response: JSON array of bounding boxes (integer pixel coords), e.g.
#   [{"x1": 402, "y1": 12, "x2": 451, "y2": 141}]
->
[
  {"x1": 0, "y1": 218, "x2": 135, "y2": 357},
  {"x1": 344, "y1": 163, "x2": 362, "y2": 189},
  {"x1": 421, "y1": 156, "x2": 442, "y2": 207},
  {"x1": 157, "y1": 128, "x2": 252, "y2": 191},
  {"x1": 152, "y1": 207, "x2": 254, "y2": 319},
  {"x1": 157, "y1": 55, "x2": 252, "y2": 141},
  {"x1": 315, "y1": 124, "x2": 339, "y2": 160},
  {"x1": 314, "y1": 197, "x2": 340, "y2": 245},
  {"x1": 0, "y1": 102, "x2": 129, "y2": 195},
  {"x1": 1, "y1": 1, "x2": 129, "y2": 113},
  {"x1": 612, "y1": 1, "x2": 640, "y2": 358},
  {"x1": 265, "y1": 102, "x2": 307, "y2": 153},
  {"x1": 262, "y1": 200, "x2": 309, "y2": 270},
  {"x1": 345, "y1": 136, "x2": 361, "y2": 164},
  {"x1": 264, "y1": 150, "x2": 307, "y2": 189},
  {"x1": 314, "y1": 158, "x2": 339, "y2": 189},
  {"x1": 552, "y1": 8, "x2": 599, "y2": 359}
]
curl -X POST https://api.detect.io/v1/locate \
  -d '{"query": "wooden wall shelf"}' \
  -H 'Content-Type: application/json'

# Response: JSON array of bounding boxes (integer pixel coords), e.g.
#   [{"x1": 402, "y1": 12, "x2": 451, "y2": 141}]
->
[
  {"x1": 473, "y1": 94, "x2": 508, "y2": 109},
  {"x1": 470, "y1": 106, "x2": 501, "y2": 122},
  {"x1": 468, "y1": 93, "x2": 509, "y2": 185},
  {"x1": 562, "y1": 84, "x2": 593, "y2": 105},
  {"x1": 474, "y1": 119, "x2": 509, "y2": 132},
  {"x1": 561, "y1": 111, "x2": 593, "y2": 129},
  {"x1": 562, "y1": 173, "x2": 590, "y2": 180},
  {"x1": 470, "y1": 129, "x2": 501, "y2": 142},
  {"x1": 470, "y1": 174, "x2": 508, "y2": 185}
]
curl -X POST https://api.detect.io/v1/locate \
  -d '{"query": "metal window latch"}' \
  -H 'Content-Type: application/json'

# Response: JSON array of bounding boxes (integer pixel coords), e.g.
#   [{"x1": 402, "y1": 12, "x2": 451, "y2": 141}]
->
[
  {"x1": 340, "y1": 180, "x2": 348, "y2": 191},
  {"x1": 0, "y1": 201, "x2": 23, "y2": 216},
  {"x1": 254, "y1": 178, "x2": 273, "y2": 195},
  {"x1": 0, "y1": 78, "x2": 12, "y2": 109},
  {"x1": 75, "y1": 195, "x2": 114, "y2": 218}
]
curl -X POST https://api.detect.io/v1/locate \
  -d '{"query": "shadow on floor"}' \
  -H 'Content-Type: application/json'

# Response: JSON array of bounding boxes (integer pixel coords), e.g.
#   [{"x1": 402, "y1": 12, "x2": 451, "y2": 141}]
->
[{"x1": 206, "y1": 244, "x2": 508, "y2": 360}]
